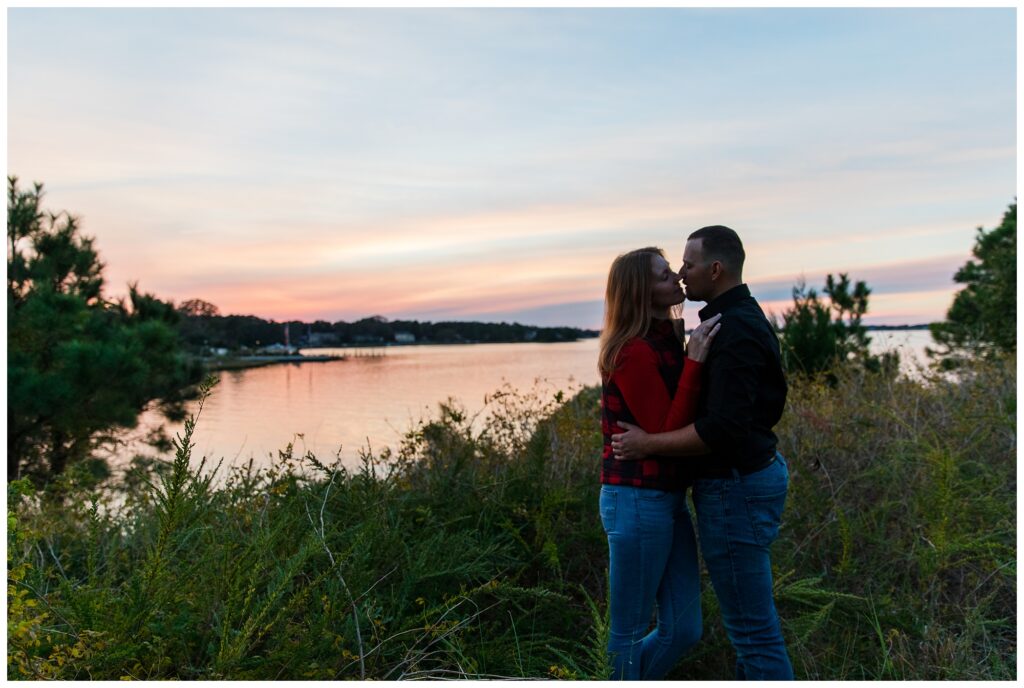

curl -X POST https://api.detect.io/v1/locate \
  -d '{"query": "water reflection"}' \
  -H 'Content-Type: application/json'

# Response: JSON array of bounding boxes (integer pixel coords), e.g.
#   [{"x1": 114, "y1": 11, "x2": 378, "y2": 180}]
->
[{"x1": 112, "y1": 331, "x2": 934, "y2": 476}]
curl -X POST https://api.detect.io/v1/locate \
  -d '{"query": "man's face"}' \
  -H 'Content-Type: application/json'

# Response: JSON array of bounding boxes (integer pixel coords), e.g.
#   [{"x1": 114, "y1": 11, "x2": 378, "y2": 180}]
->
[{"x1": 680, "y1": 239, "x2": 713, "y2": 302}]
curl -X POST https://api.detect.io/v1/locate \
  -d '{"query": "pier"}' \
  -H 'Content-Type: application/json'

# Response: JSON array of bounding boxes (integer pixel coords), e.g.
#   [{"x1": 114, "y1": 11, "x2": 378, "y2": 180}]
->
[
  {"x1": 341, "y1": 347, "x2": 386, "y2": 358},
  {"x1": 203, "y1": 354, "x2": 344, "y2": 372}
]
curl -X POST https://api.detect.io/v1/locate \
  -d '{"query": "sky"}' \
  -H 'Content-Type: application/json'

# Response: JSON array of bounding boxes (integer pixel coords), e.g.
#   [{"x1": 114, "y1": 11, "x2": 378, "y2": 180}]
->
[{"x1": 7, "y1": 7, "x2": 1017, "y2": 328}]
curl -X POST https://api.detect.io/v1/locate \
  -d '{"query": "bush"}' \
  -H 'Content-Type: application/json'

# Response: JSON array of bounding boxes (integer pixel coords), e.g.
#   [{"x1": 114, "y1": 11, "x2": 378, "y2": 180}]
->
[
  {"x1": 7, "y1": 357, "x2": 1015, "y2": 679},
  {"x1": 776, "y1": 273, "x2": 896, "y2": 380},
  {"x1": 7, "y1": 379, "x2": 610, "y2": 680}
]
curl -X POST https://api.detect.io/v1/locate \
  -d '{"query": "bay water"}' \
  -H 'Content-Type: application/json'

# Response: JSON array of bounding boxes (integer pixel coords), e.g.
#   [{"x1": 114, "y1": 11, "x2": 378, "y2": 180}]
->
[{"x1": 113, "y1": 330, "x2": 933, "y2": 474}]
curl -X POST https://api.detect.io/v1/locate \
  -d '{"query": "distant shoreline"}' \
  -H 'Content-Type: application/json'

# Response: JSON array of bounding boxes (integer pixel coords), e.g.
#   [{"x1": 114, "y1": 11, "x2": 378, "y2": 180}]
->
[
  {"x1": 205, "y1": 328, "x2": 931, "y2": 370},
  {"x1": 686, "y1": 323, "x2": 934, "y2": 335},
  {"x1": 201, "y1": 354, "x2": 344, "y2": 372}
]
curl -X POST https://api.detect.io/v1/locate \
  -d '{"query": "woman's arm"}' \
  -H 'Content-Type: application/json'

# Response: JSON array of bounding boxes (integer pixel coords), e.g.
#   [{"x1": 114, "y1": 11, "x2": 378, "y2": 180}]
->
[
  {"x1": 612, "y1": 315, "x2": 720, "y2": 433},
  {"x1": 613, "y1": 346, "x2": 704, "y2": 434}
]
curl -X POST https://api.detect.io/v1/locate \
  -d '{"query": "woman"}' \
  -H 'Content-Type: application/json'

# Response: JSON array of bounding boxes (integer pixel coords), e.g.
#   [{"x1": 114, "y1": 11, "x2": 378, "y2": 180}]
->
[{"x1": 598, "y1": 246, "x2": 721, "y2": 680}]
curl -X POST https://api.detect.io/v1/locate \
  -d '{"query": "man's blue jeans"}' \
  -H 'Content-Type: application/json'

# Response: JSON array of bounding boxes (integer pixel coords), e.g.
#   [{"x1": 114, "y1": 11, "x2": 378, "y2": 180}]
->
[
  {"x1": 692, "y1": 453, "x2": 793, "y2": 680},
  {"x1": 600, "y1": 485, "x2": 702, "y2": 680}
]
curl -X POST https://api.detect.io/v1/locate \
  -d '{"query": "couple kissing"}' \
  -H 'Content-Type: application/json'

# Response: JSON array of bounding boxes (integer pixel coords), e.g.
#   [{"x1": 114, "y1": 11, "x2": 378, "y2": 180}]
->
[{"x1": 598, "y1": 225, "x2": 792, "y2": 680}]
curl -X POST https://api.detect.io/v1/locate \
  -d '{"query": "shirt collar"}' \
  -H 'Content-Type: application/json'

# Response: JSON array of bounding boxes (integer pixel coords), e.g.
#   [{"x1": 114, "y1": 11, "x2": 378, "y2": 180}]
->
[
  {"x1": 648, "y1": 317, "x2": 675, "y2": 336},
  {"x1": 698, "y1": 284, "x2": 751, "y2": 321}
]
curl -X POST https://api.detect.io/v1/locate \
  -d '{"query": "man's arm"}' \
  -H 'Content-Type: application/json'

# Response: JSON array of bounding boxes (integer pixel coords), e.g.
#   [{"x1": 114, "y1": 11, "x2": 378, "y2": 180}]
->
[
  {"x1": 611, "y1": 421, "x2": 710, "y2": 459},
  {"x1": 612, "y1": 330, "x2": 764, "y2": 461}
]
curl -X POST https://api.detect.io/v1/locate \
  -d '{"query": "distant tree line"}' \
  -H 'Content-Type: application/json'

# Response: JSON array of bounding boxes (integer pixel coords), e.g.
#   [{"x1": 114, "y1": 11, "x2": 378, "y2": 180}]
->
[
  {"x1": 175, "y1": 302, "x2": 599, "y2": 352},
  {"x1": 861, "y1": 324, "x2": 930, "y2": 331}
]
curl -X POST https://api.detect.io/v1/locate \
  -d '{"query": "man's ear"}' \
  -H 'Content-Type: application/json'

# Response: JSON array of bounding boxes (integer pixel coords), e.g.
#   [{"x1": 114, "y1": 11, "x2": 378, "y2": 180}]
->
[{"x1": 710, "y1": 260, "x2": 724, "y2": 281}]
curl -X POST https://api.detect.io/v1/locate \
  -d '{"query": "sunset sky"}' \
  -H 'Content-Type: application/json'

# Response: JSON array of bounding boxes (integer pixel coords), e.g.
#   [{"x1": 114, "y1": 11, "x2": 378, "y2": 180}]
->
[{"x1": 7, "y1": 7, "x2": 1017, "y2": 328}]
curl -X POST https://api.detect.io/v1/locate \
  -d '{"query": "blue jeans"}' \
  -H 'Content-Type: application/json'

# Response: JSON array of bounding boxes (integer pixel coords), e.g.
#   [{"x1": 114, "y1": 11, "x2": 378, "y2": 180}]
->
[
  {"x1": 692, "y1": 453, "x2": 793, "y2": 680},
  {"x1": 600, "y1": 485, "x2": 702, "y2": 680}
]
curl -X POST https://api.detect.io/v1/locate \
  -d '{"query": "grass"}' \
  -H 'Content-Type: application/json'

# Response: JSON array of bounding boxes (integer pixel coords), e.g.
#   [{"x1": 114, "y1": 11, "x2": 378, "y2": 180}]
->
[{"x1": 7, "y1": 356, "x2": 1016, "y2": 679}]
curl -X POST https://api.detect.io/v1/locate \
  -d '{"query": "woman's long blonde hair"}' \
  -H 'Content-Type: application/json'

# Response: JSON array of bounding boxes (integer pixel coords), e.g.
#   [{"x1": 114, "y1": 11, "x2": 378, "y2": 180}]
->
[{"x1": 598, "y1": 246, "x2": 684, "y2": 379}]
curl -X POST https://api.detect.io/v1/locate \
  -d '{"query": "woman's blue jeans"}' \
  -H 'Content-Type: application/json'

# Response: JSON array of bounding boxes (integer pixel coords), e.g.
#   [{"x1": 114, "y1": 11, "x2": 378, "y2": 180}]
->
[
  {"x1": 600, "y1": 485, "x2": 702, "y2": 680},
  {"x1": 692, "y1": 453, "x2": 793, "y2": 680}
]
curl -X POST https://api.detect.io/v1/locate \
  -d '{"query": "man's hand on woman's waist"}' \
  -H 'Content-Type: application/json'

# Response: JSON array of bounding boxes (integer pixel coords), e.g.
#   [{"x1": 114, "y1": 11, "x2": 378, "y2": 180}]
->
[
  {"x1": 612, "y1": 422, "x2": 711, "y2": 460},
  {"x1": 611, "y1": 422, "x2": 651, "y2": 461}
]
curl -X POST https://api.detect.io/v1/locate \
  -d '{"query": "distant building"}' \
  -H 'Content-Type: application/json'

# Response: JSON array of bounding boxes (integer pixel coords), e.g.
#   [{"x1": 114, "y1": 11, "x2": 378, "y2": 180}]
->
[
  {"x1": 308, "y1": 332, "x2": 339, "y2": 347},
  {"x1": 394, "y1": 332, "x2": 416, "y2": 343},
  {"x1": 525, "y1": 330, "x2": 537, "y2": 341},
  {"x1": 257, "y1": 342, "x2": 298, "y2": 355}
]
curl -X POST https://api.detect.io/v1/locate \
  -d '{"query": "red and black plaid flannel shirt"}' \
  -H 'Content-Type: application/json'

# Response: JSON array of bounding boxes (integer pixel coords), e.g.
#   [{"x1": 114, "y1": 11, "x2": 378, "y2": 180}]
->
[{"x1": 600, "y1": 319, "x2": 702, "y2": 491}]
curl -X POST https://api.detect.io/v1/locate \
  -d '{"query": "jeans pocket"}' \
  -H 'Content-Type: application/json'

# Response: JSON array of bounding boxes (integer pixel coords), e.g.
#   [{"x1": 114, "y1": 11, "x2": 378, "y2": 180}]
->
[
  {"x1": 744, "y1": 490, "x2": 787, "y2": 548},
  {"x1": 692, "y1": 479, "x2": 720, "y2": 500},
  {"x1": 599, "y1": 488, "x2": 618, "y2": 534},
  {"x1": 636, "y1": 488, "x2": 671, "y2": 501}
]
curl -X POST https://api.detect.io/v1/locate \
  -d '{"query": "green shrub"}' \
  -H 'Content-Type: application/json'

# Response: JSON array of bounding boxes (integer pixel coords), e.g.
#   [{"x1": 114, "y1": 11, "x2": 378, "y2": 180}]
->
[{"x1": 7, "y1": 357, "x2": 1015, "y2": 679}]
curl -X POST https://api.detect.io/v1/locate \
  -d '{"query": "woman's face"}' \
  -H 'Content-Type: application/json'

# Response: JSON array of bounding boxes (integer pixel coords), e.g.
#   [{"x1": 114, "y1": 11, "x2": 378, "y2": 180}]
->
[{"x1": 650, "y1": 254, "x2": 685, "y2": 311}]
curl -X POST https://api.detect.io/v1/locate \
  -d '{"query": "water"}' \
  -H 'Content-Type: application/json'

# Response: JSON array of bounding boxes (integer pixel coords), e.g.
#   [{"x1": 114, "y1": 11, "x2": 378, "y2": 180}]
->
[
  {"x1": 114, "y1": 330, "x2": 933, "y2": 474},
  {"x1": 867, "y1": 329, "x2": 934, "y2": 368},
  {"x1": 119, "y1": 339, "x2": 602, "y2": 473}
]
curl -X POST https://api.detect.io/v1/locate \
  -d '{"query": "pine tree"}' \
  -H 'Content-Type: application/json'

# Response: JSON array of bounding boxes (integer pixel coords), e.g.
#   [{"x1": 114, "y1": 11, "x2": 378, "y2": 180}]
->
[
  {"x1": 777, "y1": 273, "x2": 895, "y2": 379},
  {"x1": 7, "y1": 177, "x2": 201, "y2": 483},
  {"x1": 929, "y1": 203, "x2": 1016, "y2": 363}
]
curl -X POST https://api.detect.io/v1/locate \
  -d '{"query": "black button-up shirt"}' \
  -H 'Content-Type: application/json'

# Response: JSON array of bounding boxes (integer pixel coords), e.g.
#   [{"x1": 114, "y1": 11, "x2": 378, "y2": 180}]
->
[{"x1": 692, "y1": 284, "x2": 787, "y2": 475}]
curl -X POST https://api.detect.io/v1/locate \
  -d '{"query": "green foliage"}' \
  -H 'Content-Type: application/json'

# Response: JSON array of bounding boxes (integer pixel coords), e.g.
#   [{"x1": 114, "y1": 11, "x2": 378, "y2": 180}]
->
[
  {"x1": 930, "y1": 202, "x2": 1016, "y2": 363},
  {"x1": 7, "y1": 357, "x2": 1015, "y2": 679},
  {"x1": 6, "y1": 379, "x2": 609, "y2": 679},
  {"x1": 7, "y1": 177, "x2": 202, "y2": 484},
  {"x1": 777, "y1": 273, "x2": 896, "y2": 379},
  {"x1": 776, "y1": 356, "x2": 1015, "y2": 679}
]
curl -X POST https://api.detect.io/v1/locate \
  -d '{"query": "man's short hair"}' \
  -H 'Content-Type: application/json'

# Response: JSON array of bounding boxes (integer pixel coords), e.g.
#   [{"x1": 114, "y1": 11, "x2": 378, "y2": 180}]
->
[{"x1": 688, "y1": 225, "x2": 745, "y2": 273}]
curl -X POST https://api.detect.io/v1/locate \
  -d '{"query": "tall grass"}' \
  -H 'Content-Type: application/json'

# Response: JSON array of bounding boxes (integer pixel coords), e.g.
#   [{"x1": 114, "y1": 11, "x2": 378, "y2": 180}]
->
[
  {"x1": 770, "y1": 357, "x2": 1016, "y2": 680},
  {"x1": 7, "y1": 357, "x2": 1016, "y2": 679}
]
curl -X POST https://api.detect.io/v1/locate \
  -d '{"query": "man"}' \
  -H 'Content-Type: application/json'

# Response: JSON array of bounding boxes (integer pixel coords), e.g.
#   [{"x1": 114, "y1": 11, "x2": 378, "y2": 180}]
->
[{"x1": 611, "y1": 225, "x2": 793, "y2": 680}]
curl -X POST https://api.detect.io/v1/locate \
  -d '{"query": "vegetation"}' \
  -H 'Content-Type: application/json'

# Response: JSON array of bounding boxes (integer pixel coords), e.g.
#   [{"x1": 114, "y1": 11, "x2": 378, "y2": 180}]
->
[
  {"x1": 776, "y1": 273, "x2": 896, "y2": 378},
  {"x1": 8, "y1": 351, "x2": 1016, "y2": 679},
  {"x1": 7, "y1": 177, "x2": 201, "y2": 485},
  {"x1": 176, "y1": 301, "x2": 597, "y2": 354},
  {"x1": 930, "y1": 202, "x2": 1016, "y2": 363},
  {"x1": 6, "y1": 187, "x2": 1015, "y2": 679}
]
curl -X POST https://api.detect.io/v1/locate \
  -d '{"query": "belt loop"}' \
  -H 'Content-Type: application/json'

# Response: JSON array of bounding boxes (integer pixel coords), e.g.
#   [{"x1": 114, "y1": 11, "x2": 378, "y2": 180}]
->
[{"x1": 730, "y1": 467, "x2": 741, "y2": 483}]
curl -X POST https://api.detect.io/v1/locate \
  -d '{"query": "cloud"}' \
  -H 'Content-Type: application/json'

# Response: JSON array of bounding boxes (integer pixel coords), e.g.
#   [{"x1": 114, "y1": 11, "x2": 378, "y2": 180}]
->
[
  {"x1": 412, "y1": 298, "x2": 605, "y2": 329},
  {"x1": 750, "y1": 253, "x2": 966, "y2": 302},
  {"x1": 752, "y1": 255, "x2": 967, "y2": 328},
  {"x1": 7, "y1": 8, "x2": 1013, "y2": 329}
]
